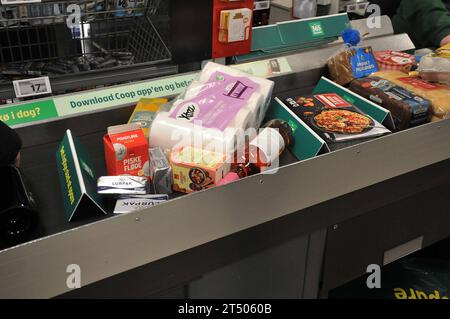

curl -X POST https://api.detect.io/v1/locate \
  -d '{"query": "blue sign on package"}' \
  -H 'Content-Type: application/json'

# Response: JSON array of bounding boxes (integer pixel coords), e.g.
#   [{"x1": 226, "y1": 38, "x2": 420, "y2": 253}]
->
[{"x1": 350, "y1": 47, "x2": 379, "y2": 79}]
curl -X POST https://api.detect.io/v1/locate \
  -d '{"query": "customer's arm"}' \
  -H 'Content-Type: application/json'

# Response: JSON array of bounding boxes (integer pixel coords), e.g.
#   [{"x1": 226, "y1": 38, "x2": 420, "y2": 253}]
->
[{"x1": 397, "y1": 0, "x2": 450, "y2": 47}]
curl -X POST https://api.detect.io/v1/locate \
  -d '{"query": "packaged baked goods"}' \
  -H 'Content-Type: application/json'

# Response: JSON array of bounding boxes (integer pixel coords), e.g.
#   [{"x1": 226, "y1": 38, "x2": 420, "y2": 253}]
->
[
  {"x1": 350, "y1": 77, "x2": 431, "y2": 130},
  {"x1": 374, "y1": 51, "x2": 415, "y2": 73},
  {"x1": 431, "y1": 115, "x2": 444, "y2": 122},
  {"x1": 417, "y1": 43, "x2": 450, "y2": 84},
  {"x1": 327, "y1": 28, "x2": 379, "y2": 86},
  {"x1": 374, "y1": 70, "x2": 450, "y2": 120}
]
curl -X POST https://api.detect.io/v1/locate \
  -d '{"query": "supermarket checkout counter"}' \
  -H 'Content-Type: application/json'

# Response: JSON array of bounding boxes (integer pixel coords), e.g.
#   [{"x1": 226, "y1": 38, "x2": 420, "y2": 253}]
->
[{"x1": 0, "y1": 20, "x2": 449, "y2": 299}]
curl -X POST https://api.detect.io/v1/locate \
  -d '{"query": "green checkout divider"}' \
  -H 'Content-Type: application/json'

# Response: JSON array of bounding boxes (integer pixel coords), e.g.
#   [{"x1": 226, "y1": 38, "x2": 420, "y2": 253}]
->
[
  {"x1": 266, "y1": 77, "x2": 395, "y2": 161},
  {"x1": 1, "y1": 73, "x2": 197, "y2": 128},
  {"x1": 56, "y1": 129, "x2": 106, "y2": 221},
  {"x1": 313, "y1": 77, "x2": 395, "y2": 129},
  {"x1": 237, "y1": 13, "x2": 350, "y2": 62},
  {"x1": 266, "y1": 98, "x2": 329, "y2": 161}
]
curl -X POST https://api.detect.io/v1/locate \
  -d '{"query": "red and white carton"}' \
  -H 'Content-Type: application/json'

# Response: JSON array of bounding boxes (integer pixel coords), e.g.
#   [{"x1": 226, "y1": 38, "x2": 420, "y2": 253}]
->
[
  {"x1": 374, "y1": 51, "x2": 415, "y2": 73},
  {"x1": 103, "y1": 124, "x2": 150, "y2": 177}
]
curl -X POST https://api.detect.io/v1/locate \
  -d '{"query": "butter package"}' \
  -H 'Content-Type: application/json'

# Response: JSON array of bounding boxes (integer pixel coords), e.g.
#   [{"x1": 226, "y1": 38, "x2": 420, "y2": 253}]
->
[
  {"x1": 97, "y1": 176, "x2": 149, "y2": 195},
  {"x1": 350, "y1": 77, "x2": 431, "y2": 130},
  {"x1": 170, "y1": 146, "x2": 230, "y2": 193},
  {"x1": 113, "y1": 194, "x2": 169, "y2": 214},
  {"x1": 149, "y1": 147, "x2": 173, "y2": 194},
  {"x1": 128, "y1": 98, "x2": 167, "y2": 138},
  {"x1": 103, "y1": 124, "x2": 150, "y2": 177}
]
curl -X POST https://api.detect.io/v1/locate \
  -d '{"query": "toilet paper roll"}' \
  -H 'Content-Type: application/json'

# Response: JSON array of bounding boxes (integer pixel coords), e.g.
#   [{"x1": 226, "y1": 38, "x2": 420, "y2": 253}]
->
[
  {"x1": 243, "y1": 93, "x2": 266, "y2": 128},
  {"x1": 199, "y1": 62, "x2": 275, "y2": 99},
  {"x1": 196, "y1": 62, "x2": 274, "y2": 127},
  {"x1": 149, "y1": 112, "x2": 192, "y2": 150},
  {"x1": 184, "y1": 80, "x2": 223, "y2": 100},
  {"x1": 229, "y1": 106, "x2": 255, "y2": 130},
  {"x1": 171, "y1": 98, "x2": 184, "y2": 108},
  {"x1": 184, "y1": 81, "x2": 203, "y2": 100},
  {"x1": 149, "y1": 112, "x2": 238, "y2": 154}
]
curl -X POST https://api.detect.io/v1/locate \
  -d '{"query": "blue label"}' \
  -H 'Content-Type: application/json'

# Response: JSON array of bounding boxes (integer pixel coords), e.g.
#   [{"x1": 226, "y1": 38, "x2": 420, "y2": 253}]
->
[{"x1": 350, "y1": 47, "x2": 379, "y2": 79}]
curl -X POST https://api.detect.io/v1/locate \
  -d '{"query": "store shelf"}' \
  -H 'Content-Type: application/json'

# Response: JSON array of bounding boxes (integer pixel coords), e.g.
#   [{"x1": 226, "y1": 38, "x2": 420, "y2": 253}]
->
[
  {"x1": 0, "y1": 63, "x2": 178, "y2": 100},
  {"x1": 0, "y1": 0, "x2": 172, "y2": 100}
]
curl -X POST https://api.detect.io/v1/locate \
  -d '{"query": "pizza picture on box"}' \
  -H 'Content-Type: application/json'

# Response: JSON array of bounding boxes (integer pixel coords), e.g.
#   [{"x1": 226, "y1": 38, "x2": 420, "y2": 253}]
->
[
  {"x1": 283, "y1": 93, "x2": 390, "y2": 144},
  {"x1": 313, "y1": 109, "x2": 373, "y2": 134}
]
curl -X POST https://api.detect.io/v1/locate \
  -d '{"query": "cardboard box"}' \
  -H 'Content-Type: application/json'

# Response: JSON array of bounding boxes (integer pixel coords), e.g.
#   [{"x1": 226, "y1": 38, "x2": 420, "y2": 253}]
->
[
  {"x1": 170, "y1": 146, "x2": 230, "y2": 193},
  {"x1": 103, "y1": 124, "x2": 150, "y2": 177}
]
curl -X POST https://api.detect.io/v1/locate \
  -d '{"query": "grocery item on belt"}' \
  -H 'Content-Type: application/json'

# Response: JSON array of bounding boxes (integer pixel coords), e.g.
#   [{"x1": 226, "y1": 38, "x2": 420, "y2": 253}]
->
[
  {"x1": 149, "y1": 62, "x2": 274, "y2": 154},
  {"x1": 350, "y1": 77, "x2": 431, "y2": 130},
  {"x1": 282, "y1": 93, "x2": 391, "y2": 144},
  {"x1": 218, "y1": 119, "x2": 293, "y2": 186},
  {"x1": 97, "y1": 176, "x2": 149, "y2": 195},
  {"x1": 417, "y1": 44, "x2": 450, "y2": 85},
  {"x1": 374, "y1": 51, "x2": 415, "y2": 73},
  {"x1": 170, "y1": 146, "x2": 230, "y2": 194},
  {"x1": 431, "y1": 115, "x2": 444, "y2": 122},
  {"x1": 149, "y1": 147, "x2": 173, "y2": 194},
  {"x1": 103, "y1": 124, "x2": 150, "y2": 177},
  {"x1": 327, "y1": 28, "x2": 379, "y2": 86},
  {"x1": 183, "y1": 62, "x2": 274, "y2": 127},
  {"x1": 374, "y1": 70, "x2": 450, "y2": 120},
  {"x1": 113, "y1": 194, "x2": 169, "y2": 214},
  {"x1": 128, "y1": 98, "x2": 168, "y2": 138}
]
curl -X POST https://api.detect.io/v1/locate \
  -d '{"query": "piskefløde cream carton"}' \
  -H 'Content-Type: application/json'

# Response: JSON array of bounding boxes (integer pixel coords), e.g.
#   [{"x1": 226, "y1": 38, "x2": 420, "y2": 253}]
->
[{"x1": 103, "y1": 124, "x2": 150, "y2": 177}]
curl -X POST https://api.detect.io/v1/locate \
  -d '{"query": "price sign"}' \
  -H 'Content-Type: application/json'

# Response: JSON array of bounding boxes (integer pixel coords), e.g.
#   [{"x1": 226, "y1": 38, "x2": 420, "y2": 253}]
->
[
  {"x1": 254, "y1": 1, "x2": 270, "y2": 10},
  {"x1": 13, "y1": 76, "x2": 52, "y2": 98}
]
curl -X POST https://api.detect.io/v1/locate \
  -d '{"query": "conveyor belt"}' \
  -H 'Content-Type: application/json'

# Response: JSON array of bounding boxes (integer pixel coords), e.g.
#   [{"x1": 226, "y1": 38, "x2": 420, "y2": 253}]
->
[
  {"x1": 2, "y1": 102, "x2": 302, "y2": 252},
  {"x1": 1, "y1": 29, "x2": 449, "y2": 299}
]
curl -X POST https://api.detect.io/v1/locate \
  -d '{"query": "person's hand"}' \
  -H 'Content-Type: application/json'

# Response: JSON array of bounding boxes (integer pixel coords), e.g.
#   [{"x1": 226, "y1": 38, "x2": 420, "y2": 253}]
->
[{"x1": 440, "y1": 35, "x2": 450, "y2": 47}]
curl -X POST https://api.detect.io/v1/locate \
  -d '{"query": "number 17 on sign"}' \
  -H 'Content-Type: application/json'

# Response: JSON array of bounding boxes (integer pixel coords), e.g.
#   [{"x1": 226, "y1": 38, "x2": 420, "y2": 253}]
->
[{"x1": 13, "y1": 76, "x2": 52, "y2": 98}]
